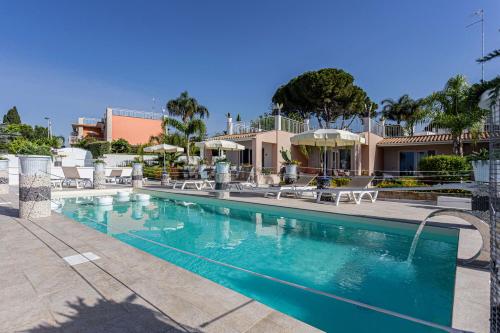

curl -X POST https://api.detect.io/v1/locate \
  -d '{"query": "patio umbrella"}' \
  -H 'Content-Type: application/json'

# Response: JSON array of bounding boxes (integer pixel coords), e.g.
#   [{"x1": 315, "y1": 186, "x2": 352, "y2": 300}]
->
[
  {"x1": 144, "y1": 144, "x2": 184, "y2": 173},
  {"x1": 290, "y1": 129, "x2": 365, "y2": 175},
  {"x1": 195, "y1": 139, "x2": 245, "y2": 159}
]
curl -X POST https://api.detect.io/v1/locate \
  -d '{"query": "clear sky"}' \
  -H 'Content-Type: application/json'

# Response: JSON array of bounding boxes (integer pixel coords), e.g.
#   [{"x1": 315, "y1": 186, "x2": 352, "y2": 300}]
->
[{"x1": 1, "y1": 0, "x2": 499, "y2": 138}]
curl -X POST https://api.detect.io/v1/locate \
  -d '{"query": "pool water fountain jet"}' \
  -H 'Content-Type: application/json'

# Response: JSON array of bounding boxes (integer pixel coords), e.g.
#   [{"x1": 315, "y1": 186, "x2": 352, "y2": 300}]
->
[
  {"x1": 407, "y1": 209, "x2": 490, "y2": 266},
  {"x1": 406, "y1": 217, "x2": 429, "y2": 263}
]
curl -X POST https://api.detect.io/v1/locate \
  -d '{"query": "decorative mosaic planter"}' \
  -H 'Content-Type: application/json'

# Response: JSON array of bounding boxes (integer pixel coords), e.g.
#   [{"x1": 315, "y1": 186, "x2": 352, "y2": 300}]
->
[
  {"x1": 215, "y1": 166, "x2": 231, "y2": 199},
  {"x1": 132, "y1": 163, "x2": 143, "y2": 188},
  {"x1": 18, "y1": 155, "x2": 51, "y2": 219},
  {"x1": 161, "y1": 172, "x2": 170, "y2": 186},
  {"x1": 93, "y1": 163, "x2": 105, "y2": 189},
  {"x1": 284, "y1": 164, "x2": 298, "y2": 184},
  {"x1": 0, "y1": 159, "x2": 9, "y2": 194}
]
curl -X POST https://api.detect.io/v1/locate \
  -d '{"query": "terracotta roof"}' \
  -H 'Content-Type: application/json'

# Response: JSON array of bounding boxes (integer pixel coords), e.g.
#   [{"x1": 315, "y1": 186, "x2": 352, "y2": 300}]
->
[
  {"x1": 210, "y1": 132, "x2": 258, "y2": 140},
  {"x1": 377, "y1": 132, "x2": 493, "y2": 146}
]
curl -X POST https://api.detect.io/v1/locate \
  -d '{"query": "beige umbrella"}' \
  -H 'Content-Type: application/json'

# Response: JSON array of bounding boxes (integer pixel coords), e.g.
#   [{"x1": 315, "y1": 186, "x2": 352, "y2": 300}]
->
[
  {"x1": 290, "y1": 129, "x2": 365, "y2": 175},
  {"x1": 144, "y1": 144, "x2": 184, "y2": 173},
  {"x1": 195, "y1": 140, "x2": 245, "y2": 162}
]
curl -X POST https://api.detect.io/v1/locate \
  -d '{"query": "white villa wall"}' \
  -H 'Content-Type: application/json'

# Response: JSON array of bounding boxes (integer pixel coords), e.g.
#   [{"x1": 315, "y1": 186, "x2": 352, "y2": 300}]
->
[{"x1": 102, "y1": 154, "x2": 156, "y2": 167}]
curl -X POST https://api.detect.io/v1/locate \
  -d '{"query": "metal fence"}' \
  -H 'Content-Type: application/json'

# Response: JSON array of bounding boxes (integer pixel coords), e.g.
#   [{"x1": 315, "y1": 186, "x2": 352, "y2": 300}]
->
[{"x1": 490, "y1": 94, "x2": 500, "y2": 332}]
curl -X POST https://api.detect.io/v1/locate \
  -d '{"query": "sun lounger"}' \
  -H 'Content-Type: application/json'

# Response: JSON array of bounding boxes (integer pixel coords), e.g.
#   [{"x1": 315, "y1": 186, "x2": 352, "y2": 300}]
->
[
  {"x1": 264, "y1": 173, "x2": 317, "y2": 200},
  {"x1": 316, "y1": 176, "x2": 377, "y2": 206},
  {"x1": 106, "y1": 169, "x2": 123, "y2": 183},
  {"x1": 228, "y1": 167, "x2": 255, "y2": 190},
  {"x1": 61, "y1": 167, "x2": 92, "y2": 189}
]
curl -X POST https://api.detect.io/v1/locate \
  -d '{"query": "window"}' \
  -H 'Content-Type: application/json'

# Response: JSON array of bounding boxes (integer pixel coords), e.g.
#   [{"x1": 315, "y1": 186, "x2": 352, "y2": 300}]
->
[
  {"x1": 399, "y1": 150, "x2": 435, "y2": 175},
  {"x1": 239, "y1": 148, "x2": 252, "y2": 165}
]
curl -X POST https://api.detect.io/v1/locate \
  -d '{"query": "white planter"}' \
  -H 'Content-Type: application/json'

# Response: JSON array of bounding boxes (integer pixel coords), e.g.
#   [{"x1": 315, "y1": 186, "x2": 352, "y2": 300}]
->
[
  {"x1": 285, "y1": 164, "x2": 298, "y2": 176},
  {"x1": 94, "y1": 163, "x2": 105, "y2": 173},
  {"x1": 18, "y1": 155, "x2": 51, "y2": 175},
  {"x1": 284, "y1": 164, "x2": 298, "y2": 184},
  {"x1": 216, "y1": 162, "x2": 230, "y2": 174},
  {"x1": 472, "y1": 160, "x2": 500, "y2": 183}
]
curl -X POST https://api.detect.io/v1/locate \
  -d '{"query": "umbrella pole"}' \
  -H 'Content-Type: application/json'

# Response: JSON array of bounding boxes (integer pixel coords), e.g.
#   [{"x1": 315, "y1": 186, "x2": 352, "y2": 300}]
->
[
  {"x1": 323, "y1": 146, "x2": 327, "y2": 176},
  {"x1": 163, "y1": 152, "x2": 166, "y2": 173}
]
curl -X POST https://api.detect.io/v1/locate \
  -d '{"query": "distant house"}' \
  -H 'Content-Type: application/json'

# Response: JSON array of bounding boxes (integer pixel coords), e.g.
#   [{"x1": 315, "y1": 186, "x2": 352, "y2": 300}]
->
[
  {"x1": 70, "y1": 107, "x2": 163, "y2": 145},
  {"x1": 201, "y1": 114, "x2": 489, "y2": 176}
]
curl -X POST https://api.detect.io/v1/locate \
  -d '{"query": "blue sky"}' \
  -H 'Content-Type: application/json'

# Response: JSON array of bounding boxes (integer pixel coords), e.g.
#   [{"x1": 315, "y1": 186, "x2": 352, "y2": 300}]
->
[{"x1": 1, "y1": 0, "x2": 499, "y2": 138}]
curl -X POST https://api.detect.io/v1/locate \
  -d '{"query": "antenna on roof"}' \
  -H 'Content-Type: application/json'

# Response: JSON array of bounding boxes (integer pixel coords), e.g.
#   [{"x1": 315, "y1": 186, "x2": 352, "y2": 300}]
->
[{"x1": 466, "y1": 9, "x2": 485, "y2": 81}]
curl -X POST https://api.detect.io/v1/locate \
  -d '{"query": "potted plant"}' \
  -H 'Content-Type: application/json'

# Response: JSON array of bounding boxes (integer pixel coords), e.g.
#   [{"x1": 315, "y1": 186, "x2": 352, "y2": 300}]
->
[
  {"x1": 215, "y1": 157, "x2": 231, "y2": 174},
  {"x1": 16, "y1": 142, "x2": 52, "y2": 176},
  {"x1": 280, "y1": 148, "x2": 300, "y2": 184},
  {"x1": 469, "y1": 149, "x2": 491, "y2": 183}
]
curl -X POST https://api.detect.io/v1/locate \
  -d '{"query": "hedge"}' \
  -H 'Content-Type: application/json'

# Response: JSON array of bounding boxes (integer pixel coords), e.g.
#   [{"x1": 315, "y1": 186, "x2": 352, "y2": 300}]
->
[
  {"x1": 418, "y1": 155, "x2": 471, "y2": 183},
  {"x1": 86, "y1": 141, "x2": 111, "y2": 158}
]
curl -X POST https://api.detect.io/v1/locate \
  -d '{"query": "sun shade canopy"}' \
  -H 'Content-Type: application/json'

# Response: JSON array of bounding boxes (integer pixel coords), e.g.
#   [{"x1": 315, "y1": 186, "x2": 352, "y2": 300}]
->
[
  {"x1": 290, "y1": 129, "x2": 365, "y2": 147},
  {"x1": 143, "y1": 144, "x2": 184, "y2": 153},
  {"x1": 195, "y1": 139, "x2": 245, "y2": 151}
]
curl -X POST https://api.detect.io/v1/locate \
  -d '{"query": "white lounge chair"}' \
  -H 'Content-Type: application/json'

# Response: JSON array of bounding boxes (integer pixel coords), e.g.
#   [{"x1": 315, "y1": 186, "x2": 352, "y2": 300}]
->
[
  {"x1": 265, "y1": 173, "x2": 317, "y2": 200},
  {"x1": 316, "y1": 176, "x2": 378, "y2": 206},
  {"x1": 61, "y1": 167, "x2": 92, "y2": 189},
  {"x1": 228, "y1": 166, "x2": 255, "y2": 190}
]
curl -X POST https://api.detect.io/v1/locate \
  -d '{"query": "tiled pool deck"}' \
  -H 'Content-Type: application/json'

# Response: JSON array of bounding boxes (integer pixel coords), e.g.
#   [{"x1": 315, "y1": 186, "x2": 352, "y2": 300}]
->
[{"x1": 0, "y1": 185, "x2": 490, "y2": 332}]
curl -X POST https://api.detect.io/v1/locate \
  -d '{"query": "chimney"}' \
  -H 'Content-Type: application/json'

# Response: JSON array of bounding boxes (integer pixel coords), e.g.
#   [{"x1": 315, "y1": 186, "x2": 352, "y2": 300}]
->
[{"x1": 226, "y1": 113, "x2": 233, "y2": 135}]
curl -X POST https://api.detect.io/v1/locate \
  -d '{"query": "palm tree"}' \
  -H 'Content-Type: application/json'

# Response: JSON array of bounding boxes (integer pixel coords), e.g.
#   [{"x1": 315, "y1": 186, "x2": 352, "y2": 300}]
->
[
  {"x1": 381, "y1": 95, "x2": 427, "y2": 135},
  {"x1": 166, "y1": 91, "x2": 209, "y2": 122},
  {"x1": 423, "y1": 74, "x2": 488, "y2": 156},
  {"x1": 380, "y1": 94, "x2": 414, "y2": 124},
  {"x1": 162, "y1": 117, "x2": 206, "y2": 163}
]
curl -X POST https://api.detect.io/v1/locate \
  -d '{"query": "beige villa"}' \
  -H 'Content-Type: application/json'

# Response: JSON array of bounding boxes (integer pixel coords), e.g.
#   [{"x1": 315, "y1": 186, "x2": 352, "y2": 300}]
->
[{"x1": 202, "y1": 114, "x2": 489, "y2": 176}]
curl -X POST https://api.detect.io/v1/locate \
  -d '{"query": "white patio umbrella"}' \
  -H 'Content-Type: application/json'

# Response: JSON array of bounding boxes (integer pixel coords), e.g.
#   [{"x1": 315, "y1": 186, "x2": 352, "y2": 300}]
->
[
  {"x1": 195, "y1": 139, "x2": 245, "y2": 160},
  {"x1": 290, "y1": 129, "x2": 365, "y2": 175},
  {"x1": 144, "y1": 144, "x2": 184, "y2": 173}
]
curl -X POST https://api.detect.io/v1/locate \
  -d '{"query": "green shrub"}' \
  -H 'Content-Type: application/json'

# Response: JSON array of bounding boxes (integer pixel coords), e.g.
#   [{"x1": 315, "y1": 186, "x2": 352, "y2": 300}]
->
[
  {"x1": 86, "y1": 141, "x2": 111, "y2": 158},
  {"x1": 377, "y1": 177, "x2": 425, "y2": 188},
  {"x1": 7, "y1": 138, "x2": 52, "y2": 156},
  {"x1": 330, "y1": 177, "x2": 351, "y2": 187},
  {"x1": 111, "y1": 138, "x2": 131, "y2": 153},
  {"x1": 143, "y1": 166, "x2": 162, "y2": 179},
  {"x1": 418, "y1": 155, "x2": 471, "y2": 183}
]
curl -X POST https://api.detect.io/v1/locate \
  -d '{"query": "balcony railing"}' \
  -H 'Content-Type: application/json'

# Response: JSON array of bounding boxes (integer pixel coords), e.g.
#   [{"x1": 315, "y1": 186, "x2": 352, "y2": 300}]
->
[
  {"x1": 225, "y1": 114, "x2": 489, "y2": 139},
  {"x1": 111, "y1": 107, "x2": 164, "y2": 120}
]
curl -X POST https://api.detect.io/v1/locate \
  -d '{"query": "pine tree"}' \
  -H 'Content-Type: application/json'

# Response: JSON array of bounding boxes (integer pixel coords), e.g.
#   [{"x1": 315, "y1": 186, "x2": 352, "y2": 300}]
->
[{"x1": 3, "y1": 106, "x2": 21, "y2": 124}]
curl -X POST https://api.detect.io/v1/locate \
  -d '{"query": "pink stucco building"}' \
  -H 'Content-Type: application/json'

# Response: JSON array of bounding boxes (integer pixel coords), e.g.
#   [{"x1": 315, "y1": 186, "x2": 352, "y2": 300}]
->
[
  {"x1": 206, "y1": 114, "x2": 489, "y2": 176},
  {"x1": 70, "y1": 107, "x2": 163, "y2": 145}
]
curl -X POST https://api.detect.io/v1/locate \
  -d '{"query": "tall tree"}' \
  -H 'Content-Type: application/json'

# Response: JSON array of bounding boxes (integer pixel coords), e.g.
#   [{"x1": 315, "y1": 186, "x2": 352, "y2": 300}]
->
[
  {"x1": 423, "y1": 74, "x2": 488, "y2": 156},
  {"x1": 166, "y1": 91, "x2": 209, "y2": 123},
  {"x1": 3, "y1": 106, "x2": 21, "y2": 124},
  {"x1": 380, "y1": 95, "x2": 413, "y2": 124},
  {"x1": 162, "y1": 118, "x2": 206, "y2": 163},
  {"x1": 381, "y1": 94, "x2": 427, "y2": 135},
  {"x1": 272, "y1": 68, "x2": 377, "y2": 128}
]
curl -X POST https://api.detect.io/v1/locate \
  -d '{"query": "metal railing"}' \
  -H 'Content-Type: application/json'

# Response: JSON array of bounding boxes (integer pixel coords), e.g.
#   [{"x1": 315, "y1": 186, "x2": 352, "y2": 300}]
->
[
  {"x1": 384, "y1": 124, "x2": 406, "y2": 138},
  {"x1": 280, "y1": 117, "x2": 308, "y2": 133},
  {"x1": 111, "y1": 108, "x2": 164, "y2": 120}
]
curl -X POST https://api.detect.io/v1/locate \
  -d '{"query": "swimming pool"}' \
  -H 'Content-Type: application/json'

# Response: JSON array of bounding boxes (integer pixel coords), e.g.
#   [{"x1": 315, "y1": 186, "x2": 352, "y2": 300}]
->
[{"x1": 59, "y1": 192, "x2": 458, "y2": 332}]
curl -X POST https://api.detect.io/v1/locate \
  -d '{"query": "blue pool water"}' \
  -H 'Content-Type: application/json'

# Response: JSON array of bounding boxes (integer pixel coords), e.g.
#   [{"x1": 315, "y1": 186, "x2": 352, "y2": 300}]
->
[{"x1": 59, "y1": 193, "x2": 458, "y2": 332}]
